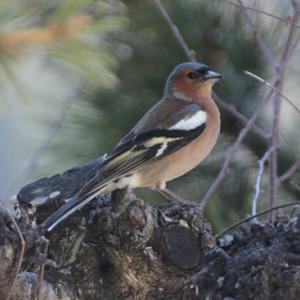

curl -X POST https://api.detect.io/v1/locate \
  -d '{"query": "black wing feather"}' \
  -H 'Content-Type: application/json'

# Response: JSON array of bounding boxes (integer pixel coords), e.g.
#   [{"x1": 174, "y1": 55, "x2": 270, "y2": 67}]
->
[{"x1": 100, "y1": 124, "x2": 206, "y2": 179}]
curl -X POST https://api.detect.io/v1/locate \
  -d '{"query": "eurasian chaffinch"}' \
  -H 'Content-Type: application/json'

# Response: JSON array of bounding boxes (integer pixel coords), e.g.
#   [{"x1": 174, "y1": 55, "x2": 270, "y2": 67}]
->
[{"x1": 41, "y1": 62, "x2": 222, "y2": 232}]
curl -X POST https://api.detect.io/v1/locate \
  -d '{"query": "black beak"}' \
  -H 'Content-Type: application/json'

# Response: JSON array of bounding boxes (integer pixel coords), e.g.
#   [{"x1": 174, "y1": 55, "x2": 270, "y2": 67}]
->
[{"x1": 204, "y1": 70, "x2": 223, "y2": 80}]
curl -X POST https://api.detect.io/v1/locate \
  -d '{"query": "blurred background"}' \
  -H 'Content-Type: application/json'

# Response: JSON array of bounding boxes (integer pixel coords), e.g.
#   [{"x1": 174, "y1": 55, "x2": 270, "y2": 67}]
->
[{"x1": 0, "y1": 0, "x2": 299, "y2": 232}]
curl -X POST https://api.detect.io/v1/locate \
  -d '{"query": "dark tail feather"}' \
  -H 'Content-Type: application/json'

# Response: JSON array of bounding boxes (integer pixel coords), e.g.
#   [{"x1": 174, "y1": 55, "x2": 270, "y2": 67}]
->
[{"x1": 40, "y1": 188, "x2": 103, "y2": 233}]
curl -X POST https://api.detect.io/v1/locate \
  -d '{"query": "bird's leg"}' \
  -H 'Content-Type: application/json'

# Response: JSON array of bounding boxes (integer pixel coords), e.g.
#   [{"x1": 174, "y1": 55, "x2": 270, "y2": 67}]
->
[
  {"x1": 153, "y1": 183, "x2": 190, "y2": 205},
  {"x1": 111, "y1": 187, "x2": 132, "y2": 212}
]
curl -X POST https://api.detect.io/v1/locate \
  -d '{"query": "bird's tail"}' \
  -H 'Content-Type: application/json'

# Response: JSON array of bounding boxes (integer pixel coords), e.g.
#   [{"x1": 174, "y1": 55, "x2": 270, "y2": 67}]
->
[{"x1": 40, "y1": 182, "x2": 107, "y2": 233}]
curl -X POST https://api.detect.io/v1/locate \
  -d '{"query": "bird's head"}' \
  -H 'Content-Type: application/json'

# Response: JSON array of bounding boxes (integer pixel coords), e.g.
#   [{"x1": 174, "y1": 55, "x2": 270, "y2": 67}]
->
[{"x1": 164, "y1": 62, "x2": 222, "y2": 101}]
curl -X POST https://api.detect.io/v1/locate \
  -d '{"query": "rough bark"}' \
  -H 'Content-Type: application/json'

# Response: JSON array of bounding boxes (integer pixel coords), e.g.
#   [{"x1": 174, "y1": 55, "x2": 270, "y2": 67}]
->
[{"x1": 1, "y1": 158, "x2": 300, "y2": 299}]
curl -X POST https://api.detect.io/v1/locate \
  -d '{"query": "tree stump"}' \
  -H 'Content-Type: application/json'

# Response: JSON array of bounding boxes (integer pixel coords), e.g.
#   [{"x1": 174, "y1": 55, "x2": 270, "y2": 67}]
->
[{"x1": 1, "y1": 158, "x2": 300, "y2": 299}]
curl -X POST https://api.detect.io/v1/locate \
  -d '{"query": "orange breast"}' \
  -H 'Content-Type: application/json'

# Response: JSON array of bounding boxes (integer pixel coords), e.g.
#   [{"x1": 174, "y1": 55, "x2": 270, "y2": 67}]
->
[{"x1": 135, "y1": 112, "x2": 220, "y2": 188}]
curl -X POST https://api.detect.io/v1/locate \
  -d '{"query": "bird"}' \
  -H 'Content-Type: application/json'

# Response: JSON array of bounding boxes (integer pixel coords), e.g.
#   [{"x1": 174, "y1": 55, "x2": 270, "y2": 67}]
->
[{"x1": 40, "y1": 61, "x2": 222, "y2": 233}]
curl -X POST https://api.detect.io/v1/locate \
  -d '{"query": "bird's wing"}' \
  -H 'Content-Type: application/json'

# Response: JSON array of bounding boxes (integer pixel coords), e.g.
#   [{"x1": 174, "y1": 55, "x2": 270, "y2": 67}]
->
[
  {"x1": 110, "y1": 100, "x2": 204, "y2": 155},
  {"x1": 97, "y1": 101, "x2": 207, "y2": 183}
]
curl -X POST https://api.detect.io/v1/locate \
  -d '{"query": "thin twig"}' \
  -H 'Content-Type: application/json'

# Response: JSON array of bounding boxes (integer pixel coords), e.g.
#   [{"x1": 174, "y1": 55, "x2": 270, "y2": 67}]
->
[
  {"x1": 200, "y1": 89, "x2": 274, "y2": 208},
  {"x1": 9, "y1": 79, "x2": 82, "y2": 195},
  {"x1": 223, "y1": 0, "x2": 300, "y2": 29},
  {"x1": 215, "y1": 201, "x2": 300, "y2": 238},
  {"x1": 213, "y1": 92, "x2": 269, "y2": 141},
  {"x1": 252, "y1": 146, "x2": 276, "y2": 218},
  {"x1": 279, "y1": 161, "x2": 300, "y2": 183},
  {"x1": 291, "y1": 181, "x2": 300, "y2": 193},
  {"x1": 0, "y1": 198, "x2": 25, "y2": 300},
  {"x1": 152, "y1": 0, "x2": 196, "y2": 61},
  {"x1": 244, "y1": 71, "x2": 300, "y2": 115},
  {"x1": 36, "y1": 237, "x2": 49, "y2": 300},
  {"x1": 269, "y1": 2, "x2": 300, "y2": 218},
  {"x1": 237, "y1": 0, "x2": 278, "y2": 69}
]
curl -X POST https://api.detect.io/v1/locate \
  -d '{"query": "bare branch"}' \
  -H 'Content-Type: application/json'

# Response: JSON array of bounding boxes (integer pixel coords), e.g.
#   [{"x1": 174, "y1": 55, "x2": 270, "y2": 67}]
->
[
  {"x1": 152, "y1": 0, "x2": 196, "y2": 61},
  {"x1": 269, "y1": 2, "x2": 300, "y2": 217},
  {"x1": 279, "y1": 161, "x2": 300, "y2": 183},
  {"x1": 252, "y1": 146, "x2": 276, "y2": 218},
  {"x1": 237, "y1": 0, "x2": 279, "y2": 69},
  {"x1": 213, "y1": 92, "x2": 269, "y2": 141},
  {"x1": 215, "y1": 201, "x2": 300, "y2": 239},
  {"x1": 223, "y1": 0, "x2": 300, "y2": 30},
  {"x1": 244, "y1": 71, "x2": 300, "y2": 115},
  {"x1": 291, "y1": 180, "x2": 300, "y2": 193},
  {"x1": 203, "y1": 33, "x2": 298, "y2": 206},
  {"x1": 200, "y1": 89, "x2": 274, "y2": 208}
]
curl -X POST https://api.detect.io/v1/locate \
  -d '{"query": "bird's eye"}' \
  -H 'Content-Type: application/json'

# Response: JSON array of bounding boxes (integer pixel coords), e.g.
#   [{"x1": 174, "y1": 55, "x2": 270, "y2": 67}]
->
[{"x1": 187, "y1": 72, "x2": 198, "y2": 80}]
